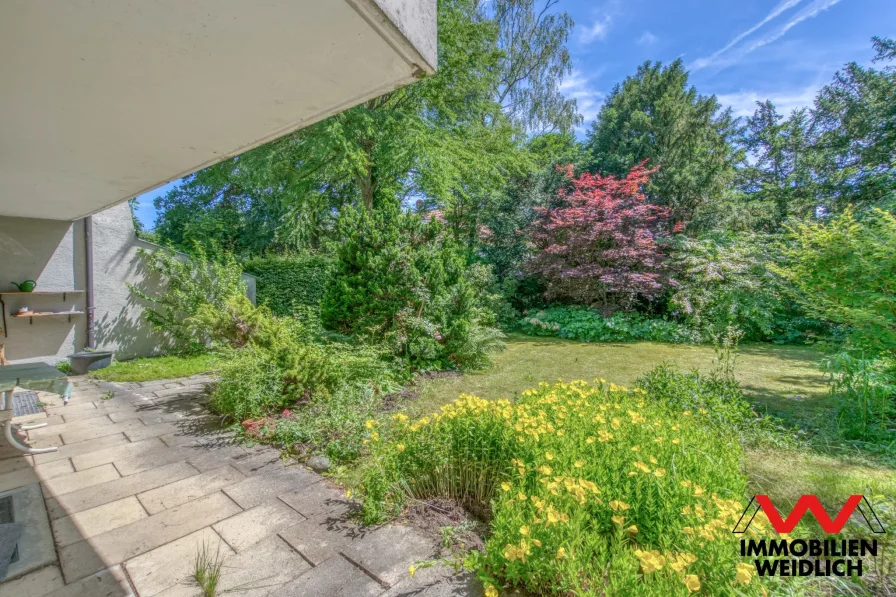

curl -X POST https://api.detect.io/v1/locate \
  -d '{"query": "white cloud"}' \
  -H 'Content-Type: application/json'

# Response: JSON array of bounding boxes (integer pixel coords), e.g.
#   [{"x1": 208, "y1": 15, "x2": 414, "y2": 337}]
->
[
  {"x1": 559, "y1": 70, "x2": 606, "y2": 127},
  {"x1": 716, "y1": 85, "x2": 818, "y2": 118},
  {"x1": 638, "y1": 31, "x2": 659, "y2": 46},
  {"x1": 580, "y1": 17, "x2": 612, "y2": 43},
  {"x1": 691, "y1": 0, "x2": 844, "y2": 71},
  {"x1": 692, "y1": 0, "x2": 805, "y2": 70}
]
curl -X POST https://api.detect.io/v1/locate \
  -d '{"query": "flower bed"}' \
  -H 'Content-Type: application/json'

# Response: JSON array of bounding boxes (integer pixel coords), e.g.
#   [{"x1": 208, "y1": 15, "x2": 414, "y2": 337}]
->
[{"x1": 361, "y1": 380, "x2": 770, "y2": 596}]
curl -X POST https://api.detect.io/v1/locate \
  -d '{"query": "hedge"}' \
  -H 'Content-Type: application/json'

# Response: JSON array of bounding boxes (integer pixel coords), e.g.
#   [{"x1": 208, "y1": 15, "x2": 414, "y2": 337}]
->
[{"x1": 243, "y1": 254, "x2": 334, "y2": 316}]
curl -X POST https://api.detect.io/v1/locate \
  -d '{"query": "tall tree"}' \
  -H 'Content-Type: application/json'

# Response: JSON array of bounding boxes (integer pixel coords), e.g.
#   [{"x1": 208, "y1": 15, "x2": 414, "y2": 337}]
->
[
  {"x1": 583, "y1": 60, "x2": 739, "y2": 227},
  {"x1": 155, "y1": 0, "x2": 578, "y2": 256},
  {"x1": 810, "y1": 36, "x2": 896, "y2": 213},
  {"x1": 733, "y1": 101, "x2": 815, "y2": 230}
]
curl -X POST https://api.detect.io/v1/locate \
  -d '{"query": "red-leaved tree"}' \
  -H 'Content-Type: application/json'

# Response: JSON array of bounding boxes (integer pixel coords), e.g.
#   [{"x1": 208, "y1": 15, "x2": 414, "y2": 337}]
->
[{"x1": 528, "y1": 164, "x2": 676, "y2": 310}]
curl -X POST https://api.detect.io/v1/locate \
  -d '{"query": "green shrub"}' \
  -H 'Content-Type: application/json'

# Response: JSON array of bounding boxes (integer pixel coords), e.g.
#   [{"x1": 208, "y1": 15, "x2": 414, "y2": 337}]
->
[
  {"x1": 361, "y1": 381, "x2": 770, "y2": 596},
  {"x1": 322, "y1": 208, "x2": 504, "y2": 370},
  {"x1": 243, "y1": 254, "x2": 334, "y2": 315},
  {"x1": 132, "y1": 244, "x2": 247, "y2": 354},
  {"x1": 517, "y1": 307, "x2": 700, "y2": 344}
]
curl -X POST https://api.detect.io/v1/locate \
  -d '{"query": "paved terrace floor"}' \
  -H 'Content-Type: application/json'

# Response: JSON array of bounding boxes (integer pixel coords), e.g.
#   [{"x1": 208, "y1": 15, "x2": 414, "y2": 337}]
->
[{"x1": 0, "y1": 375, "x2": 482, "y2": 597}]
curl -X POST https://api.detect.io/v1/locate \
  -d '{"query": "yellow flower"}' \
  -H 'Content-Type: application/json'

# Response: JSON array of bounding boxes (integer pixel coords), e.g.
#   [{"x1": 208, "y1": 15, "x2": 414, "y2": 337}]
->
[
  {"x1": 611, "y1": 418, "x2": 621, "y2": 429},
  {"x1": 392, "y1": 413, "x2": 409, "y2": 423},
  {"x1": 598, "y1": 430, "x2": 613, "y2": 442},
  {"x1": 501, "y1": 482, "x2": 511, "y2": 492},
  {"x1": 609, "y1": 500, "x2": 630, "y2": 512},
  {"x1": 653, "y1": 468, "x2": 666, "y2": 477},
  {"x1": 631, "y1": 445, "x2": 640, "y2": 452},
  {"x1": 537, "y1": 465, "x2": 552, "y2": 475},
  {"x1": 672, "y1": 438, "x2": 681, "y2": 445},
  {"x1": 556, "y1": 547, "x2": 567, "y2": 559},
  {"x1": 370, "y1": 431, "x2": 379, "y2": 442},
  {"x1": 634, "y1": 461, "x2": 651, "y2": 473},
  {"x1": 519, "y1": 525, "x2": 530, "y2": 536},
  {"x1": 649, "y1": 456, "x2": 658, "y2": 464},
  {"x1": 683, "y1": 574, "x2": 701, "y2": 593},
  {"x1": 628, "y1": 471, "x2": 638, "y2": 477},
  {"x1": 699, "y1": 408, "x2": 708, "y2": 415},
  {"x1": 634, "y1": 549, "x2": 666, "y2": 573},
  {"x1": 364, "y1": 419, "x2": 375, "y2": 429},
  {"x1": 485, "y1": 587, "x2": 499, "y2": 597},
  {"x1": 396, "y1": 443, "x2": 405, "y2": 453},
  {"x1": 345, "y1": 489, "x2": 352, "y2": 499},
  {"x1": 626, "y1": 524, "x2": 638, "y2": 534},
  {"x1": 586, "y1": 436, "x2": 596, "y2": 444},
  {"x1": 533, "y1": 539, "x2": 542, "y2": 547},
  {"x1": 545, "y1": 452, "x2": 554, "y2": 461},
  {"x1": 517, "y1": 492, "x2": 527, "y2": 501},
  {"x1": 574, "y1": 460, "x2": 585, "y2": 468},
  {"x1": 736, "y1": 562, "x2": 754, "y2": 584},
  {"x1": 408, "y1": 565, "x2": 416, "y2": 578},
  {"x1": 612, "y1": 515, "x2": 625, "y2": 526},
  {"x1": 682, "y1": 410, "x2": 692, "y2": 416}
]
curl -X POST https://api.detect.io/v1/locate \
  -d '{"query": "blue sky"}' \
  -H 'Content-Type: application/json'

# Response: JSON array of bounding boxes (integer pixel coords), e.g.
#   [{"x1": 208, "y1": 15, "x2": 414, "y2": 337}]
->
[{"x1": 133, "y1": 0, "x2": 892, "y2": 230}]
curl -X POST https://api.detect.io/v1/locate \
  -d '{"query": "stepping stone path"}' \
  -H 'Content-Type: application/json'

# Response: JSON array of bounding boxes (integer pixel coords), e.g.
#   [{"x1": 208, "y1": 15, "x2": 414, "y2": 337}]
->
[{"x1": 0, "y1": 374, "x2": 482, "y2": 596}]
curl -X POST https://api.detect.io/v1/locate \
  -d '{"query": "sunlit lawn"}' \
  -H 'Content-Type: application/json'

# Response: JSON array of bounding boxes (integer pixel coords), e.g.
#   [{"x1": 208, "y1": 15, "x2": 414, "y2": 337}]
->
[
  {"x1": 408, "y1": 334, "x2": 832, "y2": 422},
  {"x1": 89, "y1": 353, "x2": 220, "y2": 382},
  {"x1": 403, "y1": 335, "x2": 895, "y2": 519}
]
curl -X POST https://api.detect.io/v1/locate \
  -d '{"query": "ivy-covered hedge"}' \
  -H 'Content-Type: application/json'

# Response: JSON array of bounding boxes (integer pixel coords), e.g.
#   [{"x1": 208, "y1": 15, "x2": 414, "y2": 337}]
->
[{"x1": 244, "y1": 254, "x2": 334, "y2": 316}]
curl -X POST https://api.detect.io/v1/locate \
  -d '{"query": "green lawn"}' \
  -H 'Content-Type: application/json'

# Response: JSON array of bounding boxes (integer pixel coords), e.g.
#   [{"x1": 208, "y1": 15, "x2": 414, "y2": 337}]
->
[
  {"x1": 89, "y1": 353, "x2": 220, "y2": 382},
  {"x1": 409, "y1": 334, "x2": 832, "y2": 422}
]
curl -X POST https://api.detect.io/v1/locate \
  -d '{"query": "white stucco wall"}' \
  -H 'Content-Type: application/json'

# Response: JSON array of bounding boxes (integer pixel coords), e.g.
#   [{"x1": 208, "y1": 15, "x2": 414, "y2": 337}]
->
[
  {"x1": 1, "y1": 203, "x2": 256, "y2": 364},
  {"x1": 0, "y1": 216, "x2": 86, "y2": 364}
]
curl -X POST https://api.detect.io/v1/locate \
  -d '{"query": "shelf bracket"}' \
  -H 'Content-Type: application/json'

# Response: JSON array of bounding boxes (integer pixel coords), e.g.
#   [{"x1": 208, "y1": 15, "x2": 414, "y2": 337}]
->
[{"x1": 0, "y1": 295, "x2": 6, "y2": 338}]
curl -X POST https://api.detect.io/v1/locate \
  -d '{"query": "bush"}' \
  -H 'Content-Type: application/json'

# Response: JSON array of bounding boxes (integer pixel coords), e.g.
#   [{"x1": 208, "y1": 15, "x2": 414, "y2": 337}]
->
[
  {"x1": 361, "y1": 381, "x2": 768, "y2": 596},
  {"x1": 132, "y1": 244, "x2": 247, "y2": 354},
  {"x1": 322, "y1": 207, "x2": 504, "y2": 370},
  {"x1": 243, "y1": 254, "x2": 334, "y2": 315},
  {"x1": 517, "y1": 307, "x2": 700, "y2": 344}
]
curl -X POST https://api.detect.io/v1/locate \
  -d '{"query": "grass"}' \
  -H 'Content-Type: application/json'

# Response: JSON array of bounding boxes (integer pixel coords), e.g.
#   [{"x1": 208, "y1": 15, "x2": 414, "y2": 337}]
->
[
  {"x1": 409, "y1": 334, "x2": 832, "y2": 423},
  {"x1": 89, "y1": 353, "x2": 219, "y2": 382},
  {"x1": 193, "y1": 541, "x2": 226, "y2": 597}
]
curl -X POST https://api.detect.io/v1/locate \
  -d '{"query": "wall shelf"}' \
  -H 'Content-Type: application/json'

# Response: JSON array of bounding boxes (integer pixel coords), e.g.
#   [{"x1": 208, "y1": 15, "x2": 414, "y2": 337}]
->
[{"x1": 0, "y1": 291, "x2": 85, "y2": 337}]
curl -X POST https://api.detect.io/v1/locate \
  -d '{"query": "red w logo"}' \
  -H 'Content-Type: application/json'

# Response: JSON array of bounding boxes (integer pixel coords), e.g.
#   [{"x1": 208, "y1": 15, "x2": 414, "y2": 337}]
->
[{"x1": 733, "y1": 495, "x2": 885, "y2": 534}]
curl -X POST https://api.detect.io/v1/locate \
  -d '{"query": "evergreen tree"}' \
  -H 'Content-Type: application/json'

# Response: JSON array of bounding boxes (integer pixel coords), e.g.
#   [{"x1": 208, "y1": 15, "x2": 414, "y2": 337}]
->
[{"x1": 583, "y1": 60, "x2": 739, "y2": 228}]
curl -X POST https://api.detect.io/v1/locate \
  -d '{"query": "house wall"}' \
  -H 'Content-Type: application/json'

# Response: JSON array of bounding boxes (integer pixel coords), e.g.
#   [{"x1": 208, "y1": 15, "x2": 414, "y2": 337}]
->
[{"x1": 1, "y1": 203, "x2": 256, "y2": 365}]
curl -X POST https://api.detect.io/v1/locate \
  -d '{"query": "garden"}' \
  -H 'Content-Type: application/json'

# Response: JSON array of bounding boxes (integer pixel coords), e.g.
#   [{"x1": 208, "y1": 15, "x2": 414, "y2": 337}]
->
[{"x1": 113, "y1": 4, "x2": 895, "y2": 595}]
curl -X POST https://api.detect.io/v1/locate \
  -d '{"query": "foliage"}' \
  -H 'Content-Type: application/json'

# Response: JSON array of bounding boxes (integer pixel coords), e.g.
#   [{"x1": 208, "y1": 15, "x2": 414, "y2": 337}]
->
[
  {"x1": 243, "y1": 254, "x2": 333, "y2": 315},
  {"x1": 527, "y1": 165, "x2": 674, "y2": 310},
  {"x1": 517, "y1": 307, "x2": 699, "y2": 344},
  {"x1": 193, "y1": 541, "x2": 226, "y2": 597},
  {"x1": 89, "y1": 353, "x2": 219, "y2": 383},
  {"x1": 360, "y1": 381, "x2": 769, "y2": 596},
  {"x1": 811, "y1": 36, "x2": 896, "y2": 213},
  {"x1": 584, "y1": 60, "x2": 739, "y2": 227},
  {"x1": 322, "y1": 207, "x2": 504, "y2": 370},
  {"x1": 823, "y1": 352, "x2": 896, "y2": 445},
  {"x1": 669, "y1": 233, "x2": 784, "y2": 340},
  {"x1": 131, "y1": 245, "x2": 248, "y2": 354},
  {"x1": 187, "y1": 296, "x2": 284, "y2": 350},
  {"x1": 733, "y1": 102, "x2": 816, "y2": 231},
  {"x1": 778, "y1": 207, "x2": 896, "y2": 358}
]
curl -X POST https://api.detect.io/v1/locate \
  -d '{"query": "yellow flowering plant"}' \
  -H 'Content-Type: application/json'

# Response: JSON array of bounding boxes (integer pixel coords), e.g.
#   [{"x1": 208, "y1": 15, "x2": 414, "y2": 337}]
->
[{"x1": 361, "y1": 380, "x2": 772, "y2": 596}]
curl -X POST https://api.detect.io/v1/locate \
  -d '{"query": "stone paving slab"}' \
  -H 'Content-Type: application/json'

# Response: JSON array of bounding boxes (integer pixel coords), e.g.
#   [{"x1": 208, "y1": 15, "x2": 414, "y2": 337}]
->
[
  {"x1": 41, "y1": 463, "x2": 120, "y2": 498},
  {"x1": 213, "y1": 499, "x2": 305, "y2": 552},
  {"x1": 59, "y1": 491, "x2": 242, "y2": 583},
  {"x1": 124, "y1": 526, "x2": 232, "y2": 597},
  {"x1": 278, "y1": 510, "x2": 368, "y2": 567},
  {"x1": 40, "y1": 565, "x2": 133, "y2": 597},
  {"x1": 69, "y1": 437, "x2": 167, "y2": 471},
  {"x1": 137, "y1": 464, "x2": 245, "y2": 515},
  {"x1": 51, "y1": 496, "x2": 148, "y2": 547},
  {"x1": 0, "y1": 564, "x2": 65, "y2": 597},
  {"x1": 278, "y1": 480, "x2": 353, "y2": 519},
  {"x1": 27, "y1": 415, "x2": 120, "y2": 440},
  {"x1": 31, "y1": 434, "x2": 130, "y2": 465},
  {"x1": 382, "y1": 566, "x2": 484, "y2": 597},
  {"x1": 60, "y1": 419, "x2": 145, "y2": 445},
  {"x1": 214, "y1": 535, "x2": 312, "y2": 597},
  {"x1": 341, "y1": 524, "x2": 437, "y2": 588},
  {"x1": 32, "y1": 458, "x2": 74, "y2": 481},
  {"x1": 277, "y1": 554, "x2": 384, "y2": 597},
  {"x1": 46, "y1": 461, "x2": 199, "y2": 519},
  {"x1": 223, "y1": 467, "x2": 318, "y2": 509}
]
